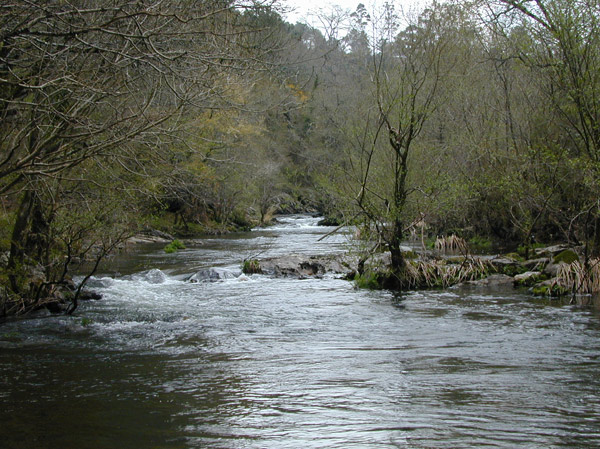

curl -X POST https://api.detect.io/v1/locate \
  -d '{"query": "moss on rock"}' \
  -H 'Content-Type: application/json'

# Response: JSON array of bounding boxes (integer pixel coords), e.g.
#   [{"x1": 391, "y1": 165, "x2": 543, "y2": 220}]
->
[{"x1": 553, "y1": 249, "x2": 579, "y2": 264}]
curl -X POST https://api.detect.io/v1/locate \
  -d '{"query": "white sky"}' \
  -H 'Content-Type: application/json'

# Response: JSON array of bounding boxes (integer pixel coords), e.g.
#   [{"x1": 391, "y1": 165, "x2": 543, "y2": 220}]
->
[{"x1": 281, "y1": 0, "x2": 428, "y2": 25}]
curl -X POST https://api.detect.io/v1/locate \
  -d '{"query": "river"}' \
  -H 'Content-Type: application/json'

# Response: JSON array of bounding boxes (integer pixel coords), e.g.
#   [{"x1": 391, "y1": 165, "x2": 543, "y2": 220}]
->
[{"x1": 1, "y1": 215, "x2": 600, "y2": 448}]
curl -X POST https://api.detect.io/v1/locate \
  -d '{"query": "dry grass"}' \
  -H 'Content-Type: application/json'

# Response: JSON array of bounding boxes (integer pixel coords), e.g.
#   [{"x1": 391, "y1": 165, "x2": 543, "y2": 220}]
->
[
  {"x1": 403, "y1": 257, "x2": 492, "y2": 289},
  {"x1": 555, "y1": 259, "x2": 600, "y2": 294},
  {"x1": 434, "y1": 234, "x2": 468, "y2": 254}
]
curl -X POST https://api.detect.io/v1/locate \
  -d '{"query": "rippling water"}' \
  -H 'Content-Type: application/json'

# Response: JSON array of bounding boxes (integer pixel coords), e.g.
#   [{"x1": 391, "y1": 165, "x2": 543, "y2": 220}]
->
[{"x1": 2, "y1": 215, "x2": 600, "y2": 448}]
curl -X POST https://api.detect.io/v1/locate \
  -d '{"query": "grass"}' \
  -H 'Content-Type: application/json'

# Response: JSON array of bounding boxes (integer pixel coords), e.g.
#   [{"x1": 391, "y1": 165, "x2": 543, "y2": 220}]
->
[
  {"x1": 434, "y1": 234, "x2": 468, "y2": 254},
  {"x1": 242, "y1": 259, "x2": 262, "y2": 274},
  {"x1": 555, "y1": 259, "x2": 600, "y2": 294},
  {"x1": 354, "y1": 257, "x2": 493, "y2": 291}
]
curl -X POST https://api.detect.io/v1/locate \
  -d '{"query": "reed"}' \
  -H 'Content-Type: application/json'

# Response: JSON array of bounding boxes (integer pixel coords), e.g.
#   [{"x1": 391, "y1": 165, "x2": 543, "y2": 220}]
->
[
  {"x1": 555, "y1": 259, "x2": 600, "y2": 294},
  {"x1": 404, "y1": 257, "x2": 492, "y2": 289},
  {"x1": 434, "y1": 234, "x2": 468, "y2": 254}
]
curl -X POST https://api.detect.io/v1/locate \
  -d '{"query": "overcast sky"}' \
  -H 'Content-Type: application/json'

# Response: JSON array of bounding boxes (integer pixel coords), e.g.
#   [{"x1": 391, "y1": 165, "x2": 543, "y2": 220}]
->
[{"x1": 281, "y1": 0, "x2": 428, "y2": 25}]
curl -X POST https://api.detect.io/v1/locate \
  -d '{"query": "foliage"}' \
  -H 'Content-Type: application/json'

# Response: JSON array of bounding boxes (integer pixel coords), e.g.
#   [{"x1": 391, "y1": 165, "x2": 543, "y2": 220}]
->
[
  {"x1": 354, "y1": 271, "x2": 383, "y2": 290},
  {"x1": 355, "y1": 256, "x2": 493, "y2": 291},
  {"x1": 164, "y1": 240, "x2": 186, "y2": 254},
  {"x1": 434, "y1": 235, "x2": 469, "y2": 254},
  {"x1": 242, "y1": 259, "x2": 262, "y2": 274}
]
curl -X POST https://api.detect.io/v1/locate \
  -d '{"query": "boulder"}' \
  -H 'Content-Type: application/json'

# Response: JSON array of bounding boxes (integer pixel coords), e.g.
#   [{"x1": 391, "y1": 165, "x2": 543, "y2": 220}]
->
[
  {"x1": 137, "y1": 269, "x2": 168, "y2": 284},
  {"x1": 523, "y1": 257, "x2": 550, "y2": 270},
  {"x1": 534, "y1": 244, "x2": 570, "y2": 257},
  {"x1": 79, "y1": 290, "x2": 103, "y2": 301},
  {"x1": 258, "y1": 254, "x2": 355, "y2": 278},
  {"x1": 544, "y1": 262, "x2": 566, "y2": 277},
  {"x1": 466, "y1": 274, "x2": 514, "y2": 287},
  {"x1": 188, "y1": 267, "x2": 240, "y2": 283},
  {"x1": 513, "y1": 271, "x2": 542, "y2": 287}
]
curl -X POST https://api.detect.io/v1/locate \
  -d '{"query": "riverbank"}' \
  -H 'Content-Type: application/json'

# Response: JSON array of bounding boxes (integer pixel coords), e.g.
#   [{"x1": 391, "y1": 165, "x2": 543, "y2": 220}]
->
[{"x1": 239, "y1": 242, "x2": 597, "y2": 301}]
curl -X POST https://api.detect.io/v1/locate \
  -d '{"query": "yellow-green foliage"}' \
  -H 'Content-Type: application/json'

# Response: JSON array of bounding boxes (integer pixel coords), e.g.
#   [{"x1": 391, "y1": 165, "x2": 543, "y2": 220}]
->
[
  {"x1": 164, "y1": 239, "x2": 186, "y2": 254},
  {"x1": 553, "y1": 249, "x2": 579, "y2": 264}
]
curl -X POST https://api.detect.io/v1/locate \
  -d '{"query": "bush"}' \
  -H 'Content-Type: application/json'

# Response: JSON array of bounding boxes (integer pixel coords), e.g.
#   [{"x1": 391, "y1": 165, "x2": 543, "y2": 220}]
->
[
  {"x1": 242, "y1": 259, "x2": 262, "y2": 274},
  {"x1": 164, "y1": 239, "x2": 186, "y2": 253},
  {"x1": 354, "y1": 271, "x2": 382, "y2": 289}
]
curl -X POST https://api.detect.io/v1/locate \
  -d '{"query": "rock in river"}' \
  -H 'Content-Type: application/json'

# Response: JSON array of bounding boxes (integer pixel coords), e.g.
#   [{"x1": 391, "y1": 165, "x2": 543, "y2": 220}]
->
[{"x1": 188, "y1": 267, "x2": 240, "y2": 283}]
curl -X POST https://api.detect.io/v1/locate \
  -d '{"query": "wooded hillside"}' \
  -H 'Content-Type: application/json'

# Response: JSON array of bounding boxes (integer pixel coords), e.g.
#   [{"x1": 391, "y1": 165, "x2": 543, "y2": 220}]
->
[{"x1": 1, "y1": 0, "x2": 599, "y2": 315}]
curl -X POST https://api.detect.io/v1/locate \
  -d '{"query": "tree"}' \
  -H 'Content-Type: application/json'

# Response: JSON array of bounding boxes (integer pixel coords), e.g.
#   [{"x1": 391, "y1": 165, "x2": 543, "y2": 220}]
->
[
  {"x1": 0, "y1": 0, "x2": 287, "y2": 315},
  {"x1": 488, "y1": 0, "x2": 600, "y2": 254},
  {"x1": 351, "y1": 3, "x2": 451, "y2": 281}
]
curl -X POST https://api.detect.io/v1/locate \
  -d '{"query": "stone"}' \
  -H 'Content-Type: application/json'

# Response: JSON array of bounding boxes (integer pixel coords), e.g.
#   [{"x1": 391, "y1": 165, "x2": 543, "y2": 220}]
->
[
  {"x1": 544, "y1": 262, "x2": 566, "y2": 277},
  {"x1": 466, "y1": 274, "x2": 514, "y2": 286},
  {"x1": 258, "y1": 254, "x2": 355, "y2": 279},
  {"x1": 534, "y1": 244, "x2": 570, "y2": 257},
  {"x1": 523, "y1": 257, "x2": 550, "y2": 270},
  {"x1": 188, "y1": 267, "x2": 239, "y2": 283},
  {"x1": 513, "y1": 271, "x2": 542, "y2": 287}
]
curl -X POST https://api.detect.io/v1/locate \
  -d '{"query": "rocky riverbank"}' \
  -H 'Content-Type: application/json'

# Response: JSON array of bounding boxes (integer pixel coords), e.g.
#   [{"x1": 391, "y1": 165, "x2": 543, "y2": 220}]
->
[{"x1": 230, "y1": 244, "x2": 596, "y2": 299}]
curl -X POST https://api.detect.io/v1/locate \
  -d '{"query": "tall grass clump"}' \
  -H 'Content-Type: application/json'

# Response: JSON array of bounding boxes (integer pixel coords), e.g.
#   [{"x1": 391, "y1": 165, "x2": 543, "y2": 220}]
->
[
  {"x1": 434, "y1": 234, "x2": 468, "y2": 254},
  {"x1": 404, "y1": 257, "x2": 492, "y2": 289},
  {"x1": 555, "y1": 259, "x2": 600, "y2": 294}
]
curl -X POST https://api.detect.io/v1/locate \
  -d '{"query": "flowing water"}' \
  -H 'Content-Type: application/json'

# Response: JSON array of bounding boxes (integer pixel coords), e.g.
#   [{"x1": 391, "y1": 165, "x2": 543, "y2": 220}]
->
[{"x1": 2, "y1": 215, "x2": 600, "y2": 448}]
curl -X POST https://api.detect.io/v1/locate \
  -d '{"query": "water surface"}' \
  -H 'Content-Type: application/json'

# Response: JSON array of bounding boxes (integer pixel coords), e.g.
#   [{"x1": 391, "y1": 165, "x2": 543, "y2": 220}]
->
[{"x1": 2, "y1": 215, "x2": 600, "y2": 448}]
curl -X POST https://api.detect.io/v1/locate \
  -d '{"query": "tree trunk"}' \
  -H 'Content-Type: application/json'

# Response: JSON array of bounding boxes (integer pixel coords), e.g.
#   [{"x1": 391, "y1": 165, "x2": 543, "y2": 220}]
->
[
  {"x1": 7, "y1": 190, "x2": 35, "y2": 292},
  {"x1": 592, "y1": 213, "x2": 600, "y2": 258},
  {"x1": 389, "y1": 218, "x2": 406, "y2": 274}
]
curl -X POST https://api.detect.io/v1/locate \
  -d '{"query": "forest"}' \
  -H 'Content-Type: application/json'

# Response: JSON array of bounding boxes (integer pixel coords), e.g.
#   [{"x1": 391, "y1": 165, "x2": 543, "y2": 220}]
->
[{"x1": 1, "y1": 0, "x2": 599, "y2": 316}]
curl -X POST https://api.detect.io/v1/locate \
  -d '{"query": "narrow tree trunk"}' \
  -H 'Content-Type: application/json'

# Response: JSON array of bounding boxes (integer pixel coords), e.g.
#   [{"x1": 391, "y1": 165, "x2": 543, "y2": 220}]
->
[
  {"x1": 592, "y1": 214, "x2": 600, "y2": 258},
  {"x1": 7, "y1": 190, "x2": 34, "y2": 292},
  {"x1": 389, "y1": 218, "x2": 406, "y2": 274}
]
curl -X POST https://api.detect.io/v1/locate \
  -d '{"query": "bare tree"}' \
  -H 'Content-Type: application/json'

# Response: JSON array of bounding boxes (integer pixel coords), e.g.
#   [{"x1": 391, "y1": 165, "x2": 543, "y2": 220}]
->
[
  {"x1": 352, "y1": 3, "x2": 451, "y2": 281},
  {"x1": 0, "y1": 0, "x2": 287, "y2": 315}
]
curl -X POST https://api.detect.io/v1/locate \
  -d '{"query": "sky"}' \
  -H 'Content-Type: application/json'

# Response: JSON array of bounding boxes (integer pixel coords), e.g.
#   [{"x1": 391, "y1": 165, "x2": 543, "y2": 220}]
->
[{"x1": 281, "y1": 0, "x2": 428, "y2": 25}]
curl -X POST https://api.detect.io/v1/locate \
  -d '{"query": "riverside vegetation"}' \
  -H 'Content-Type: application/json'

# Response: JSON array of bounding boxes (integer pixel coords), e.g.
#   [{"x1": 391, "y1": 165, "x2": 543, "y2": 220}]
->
[{"x1": 2, "y1": 0, "x2": 600, "y2": 316}]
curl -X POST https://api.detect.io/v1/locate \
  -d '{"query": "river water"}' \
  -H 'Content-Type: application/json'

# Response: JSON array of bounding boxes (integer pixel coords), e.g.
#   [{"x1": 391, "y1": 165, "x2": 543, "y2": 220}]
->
[{"x1": 2, "y1": 215, "x2": 600, "y2": 448}]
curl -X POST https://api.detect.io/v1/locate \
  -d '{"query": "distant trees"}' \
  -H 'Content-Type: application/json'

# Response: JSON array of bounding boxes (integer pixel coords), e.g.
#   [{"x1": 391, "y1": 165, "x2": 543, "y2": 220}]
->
[{"x1": 2, "y1": 0, "x2": 600, "y2": 310}]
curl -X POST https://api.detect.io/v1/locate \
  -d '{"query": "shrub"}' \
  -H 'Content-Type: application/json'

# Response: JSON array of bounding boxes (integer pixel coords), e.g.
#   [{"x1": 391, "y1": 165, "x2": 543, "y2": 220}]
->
[
  {"x1": 164, "y1": 239, "x2": 186, "y2": 253},
  {"x1": 555, "y1": 259, "x2": 600, "y2": 294},
  {"x1": 242, "y1": 259, "x2": 262, "y2": 274},
  {"x1": 354, "y1": 271, "x2": 382, "y2": 289}
]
